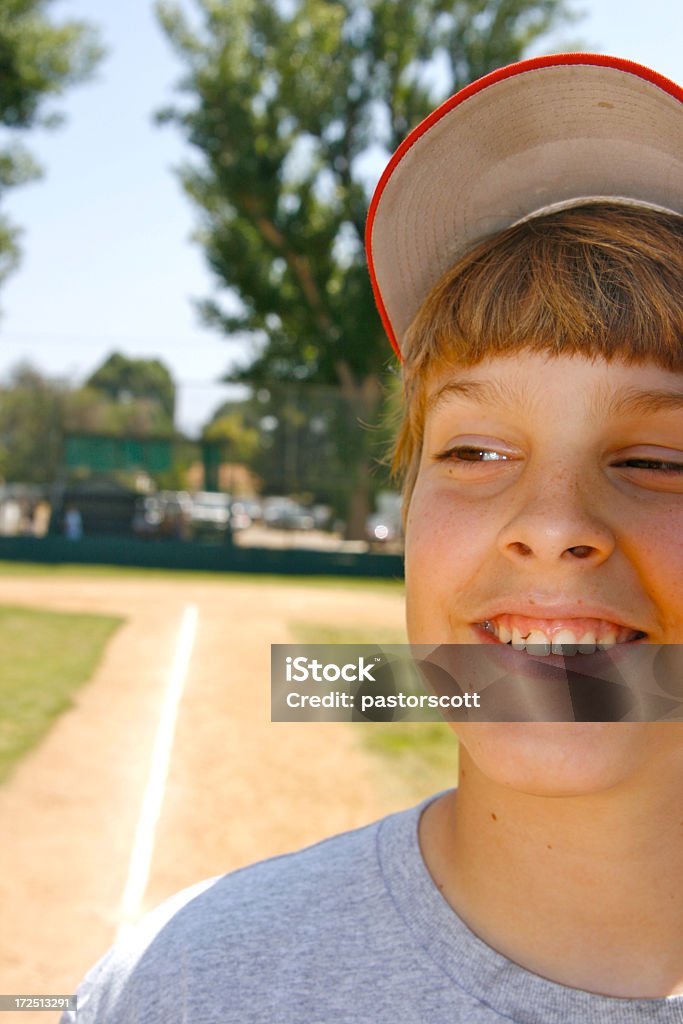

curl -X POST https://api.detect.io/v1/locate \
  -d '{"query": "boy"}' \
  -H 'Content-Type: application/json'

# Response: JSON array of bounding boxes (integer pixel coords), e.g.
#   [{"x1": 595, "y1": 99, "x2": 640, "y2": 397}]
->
[{"x1": 65, "y1": 54, "x2": 683, "y2": 1021}]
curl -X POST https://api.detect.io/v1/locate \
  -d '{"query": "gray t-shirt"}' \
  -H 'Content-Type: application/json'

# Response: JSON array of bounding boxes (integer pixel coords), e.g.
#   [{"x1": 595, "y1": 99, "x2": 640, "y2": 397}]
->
[{"x1": 63, "y1": 799, "x2": 683, "y2": 1023}]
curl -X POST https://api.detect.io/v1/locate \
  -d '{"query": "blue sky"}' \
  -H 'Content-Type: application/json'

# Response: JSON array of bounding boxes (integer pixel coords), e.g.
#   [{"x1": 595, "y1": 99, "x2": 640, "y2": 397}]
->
[{"x1": 1, "y1": 0, "x2": 682, "y2": 433}]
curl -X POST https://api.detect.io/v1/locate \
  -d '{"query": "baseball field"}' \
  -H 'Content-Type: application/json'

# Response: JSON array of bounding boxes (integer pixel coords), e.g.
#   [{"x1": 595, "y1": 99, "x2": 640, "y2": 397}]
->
[{"x1": 0, "y1": 564, "x2": 456, "y2": 1023}]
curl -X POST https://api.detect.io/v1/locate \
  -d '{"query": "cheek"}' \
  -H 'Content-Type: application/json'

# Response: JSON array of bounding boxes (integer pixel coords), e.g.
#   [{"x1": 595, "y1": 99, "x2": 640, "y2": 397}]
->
[
  {"x1": 627, "y1": 506, "x2": 683, "y2": 633},
  {"x1": 404, "y1": 481, "x2": 497, "y2": 638}
]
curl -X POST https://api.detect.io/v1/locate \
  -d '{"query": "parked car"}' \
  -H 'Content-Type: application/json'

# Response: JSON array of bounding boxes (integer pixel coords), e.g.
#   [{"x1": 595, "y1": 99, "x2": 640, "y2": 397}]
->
[
  {"x1": 263, "y1": 497, "x2": 315, "y2": 531},
  {"x1": 229, "y1": 498, "x2": 262, "y2": 531},
  {"x1": 189, "y1": 491, "x2": 232, "y2": 541},
  {"x1": 132, "y1": 491, "x2": 193, "y2": 540}
]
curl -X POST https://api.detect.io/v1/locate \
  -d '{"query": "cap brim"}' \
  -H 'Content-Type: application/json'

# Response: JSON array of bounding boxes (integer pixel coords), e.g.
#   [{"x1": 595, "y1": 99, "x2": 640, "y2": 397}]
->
[{"x1": 366, "y1": 54, "x2": 683, "y2": 358}]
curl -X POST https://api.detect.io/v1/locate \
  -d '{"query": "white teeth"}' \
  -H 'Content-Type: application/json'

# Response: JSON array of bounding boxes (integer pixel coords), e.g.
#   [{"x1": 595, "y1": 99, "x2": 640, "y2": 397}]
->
[
  {"x1": 525, "y1": 629, "x2": 551, "y2": 656},
  {"x1": 511, "y1": 626, "x2": 527, "y2": 651},
  {"x1": 497, "y1": 622, "x2": 512, "y2": 644},
  {"x1": 598, "y1": 630, "x2": 617, "y2": 650},
  {"x1": 551, "y1": 629, "x2": 578, "y2": 656},
  {"x1": 485, "y1": 619, "x2": 637, "y2": 655}
]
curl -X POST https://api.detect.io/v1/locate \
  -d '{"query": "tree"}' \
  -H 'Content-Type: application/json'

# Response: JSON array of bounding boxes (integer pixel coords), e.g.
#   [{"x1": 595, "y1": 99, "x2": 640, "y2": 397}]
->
[
  {"x1": 157, "y1": 0, "x2": 579, "y2": 531},
  {"x1": 0, "y1": 357, "x2": 179, "y2": 486},
  {"x1": 85, "y1": 352, "x2": 176, "y2": 425},
  {"x1": 203, "y1": 383, "x2": 391, "y2": 518},
  {"x1": 0, "y1": 1, "x2": 103, "y2": 292},
  {"x1": 203, "y1": 405, "x2": 260, "y2": 464},
  {"x1": 0, "y1": 362, "x2": 66, "y2": 482},
  {"x1": 63, "y1": 385, "x2": 174, "y2": 437}
]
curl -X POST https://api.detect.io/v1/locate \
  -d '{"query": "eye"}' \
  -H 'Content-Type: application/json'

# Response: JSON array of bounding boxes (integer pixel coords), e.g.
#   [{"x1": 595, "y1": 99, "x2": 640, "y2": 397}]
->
[
  {"x1": 611, "y1": 451, "x2": 683, "y2": 492},
  {"x1": 614, "y1": 458, "x2": 683, "y2": 475},
  {"x1": 434, "y1": 446, "x2": 512, "y2": 464}
]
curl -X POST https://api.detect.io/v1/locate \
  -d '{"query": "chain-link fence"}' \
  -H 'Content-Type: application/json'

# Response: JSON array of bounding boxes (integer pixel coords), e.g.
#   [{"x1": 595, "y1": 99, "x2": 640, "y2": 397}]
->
[{"x1": 0, "y1": 377, "x2": 403, "y2": 553}]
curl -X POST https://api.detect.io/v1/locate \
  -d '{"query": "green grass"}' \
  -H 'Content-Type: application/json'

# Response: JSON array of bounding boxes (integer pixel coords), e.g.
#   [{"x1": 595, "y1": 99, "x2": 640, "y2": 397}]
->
[
  {"x1": 289, "y1": 621, "x2": 458, "y2": 802},
  {"x1": 288, "y1": 623, "x2": 407, "y2": 645},
  {"x1": 360, "y1": 721, "x2": 458, "y2": 801},
  {"x1": 0, "y1": 560, "x2": 405, "y2": 592},
  {"x1": 0, "y1": 605, "x2": 124, "y2": 784}
]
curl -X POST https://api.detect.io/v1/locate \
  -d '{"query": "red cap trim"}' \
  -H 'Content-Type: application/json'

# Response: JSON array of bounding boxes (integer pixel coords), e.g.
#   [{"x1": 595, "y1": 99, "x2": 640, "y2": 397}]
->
[{"x1": 365, "y1": 52, "x2": 683, "y2": 361}]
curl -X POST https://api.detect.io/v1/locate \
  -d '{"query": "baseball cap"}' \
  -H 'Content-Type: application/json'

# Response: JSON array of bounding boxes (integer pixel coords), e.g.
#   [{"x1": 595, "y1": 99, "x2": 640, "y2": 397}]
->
[{"x1": 365, "y1": 53, "x2": 683, "y2": 359}]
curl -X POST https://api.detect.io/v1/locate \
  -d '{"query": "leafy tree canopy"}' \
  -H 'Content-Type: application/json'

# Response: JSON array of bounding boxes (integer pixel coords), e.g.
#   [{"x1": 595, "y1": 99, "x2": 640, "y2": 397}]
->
[
  {"x1": 0, "y1": 362, "x2": 65, "y2": 482},
  {"x1": 0, "y1": 0, "x2": 103, "y2": 291},
  {"x1": 0, "y1": 357, "x2": 177, "y2": 486},
  {"x1": 85, "y1": 352, "x2": 177, "y2": 424},
  {"x1": 157, "y1": 0, "x2": 579, "y2": 390},
  {"x1": 202, "y1": 405, "x2": 260, "y2": 463}
]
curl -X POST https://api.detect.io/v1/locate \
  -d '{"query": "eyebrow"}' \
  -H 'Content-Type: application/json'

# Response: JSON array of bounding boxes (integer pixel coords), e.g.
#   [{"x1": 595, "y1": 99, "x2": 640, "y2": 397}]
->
[
  {"x1": 602, "y1": 387, "x2": 683, "y2": 417},
  {"x1": 427, "y1": 378, "x2": 523, "y2": 413},
  {"x1": 427, "y1": 378, "x2": 683, "y2": 418}
]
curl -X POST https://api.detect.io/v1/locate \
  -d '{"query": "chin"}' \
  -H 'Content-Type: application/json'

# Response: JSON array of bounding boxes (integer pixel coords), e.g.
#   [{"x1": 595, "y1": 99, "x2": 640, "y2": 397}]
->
[{"x1": 454, "y1": 721, "x2": 652, "y2": 798}]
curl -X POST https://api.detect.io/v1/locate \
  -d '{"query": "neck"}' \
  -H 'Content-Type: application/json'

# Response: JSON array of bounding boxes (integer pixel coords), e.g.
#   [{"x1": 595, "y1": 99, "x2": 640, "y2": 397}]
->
[{"x1": 420, "y1": 744, "x2": 683, "y2": 998}]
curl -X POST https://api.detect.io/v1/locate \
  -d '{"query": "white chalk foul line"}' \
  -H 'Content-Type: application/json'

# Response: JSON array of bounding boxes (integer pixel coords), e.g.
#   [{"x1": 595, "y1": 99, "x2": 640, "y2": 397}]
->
[{"x1": 116, "y1": 603, "x2": 198, "y2": 941}]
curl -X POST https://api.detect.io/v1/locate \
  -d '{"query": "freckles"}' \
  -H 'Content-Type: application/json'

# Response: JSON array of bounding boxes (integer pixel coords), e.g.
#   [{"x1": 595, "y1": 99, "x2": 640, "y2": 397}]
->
[
  {"x1": 624, "y1": 509, "x2": 683, "y2": 630},
  {"x1": 409, "y1": 497, "x2": 496, "y2": 598},
  {"x1": 409, "y1": 499, "x2": 466, "y2": 562},
  {"x1": 629, "y1": 512, "x2": 683, "y2": 574}
]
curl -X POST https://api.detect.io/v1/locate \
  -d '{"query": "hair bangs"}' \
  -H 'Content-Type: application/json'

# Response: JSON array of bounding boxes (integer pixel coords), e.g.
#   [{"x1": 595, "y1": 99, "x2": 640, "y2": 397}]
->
[
  {"x1": 393, "y1": 203, "x2": 683, "y2": 508},
  {"x1": 404, "y1": 204, "x2": 683, "y2": 373}
]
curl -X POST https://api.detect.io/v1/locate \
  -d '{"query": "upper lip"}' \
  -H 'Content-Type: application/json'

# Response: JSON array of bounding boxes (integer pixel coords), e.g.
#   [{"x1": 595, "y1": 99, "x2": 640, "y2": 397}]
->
[{"x1": 471, "y1": 600, "x2": 648, "y2": 634}]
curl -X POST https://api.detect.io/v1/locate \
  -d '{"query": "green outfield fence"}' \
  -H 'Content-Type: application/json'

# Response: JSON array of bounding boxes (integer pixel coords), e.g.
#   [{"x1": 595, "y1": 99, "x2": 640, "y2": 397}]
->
[{"x1": 0, "y1": 536, "x2": 404, "y2": 578}]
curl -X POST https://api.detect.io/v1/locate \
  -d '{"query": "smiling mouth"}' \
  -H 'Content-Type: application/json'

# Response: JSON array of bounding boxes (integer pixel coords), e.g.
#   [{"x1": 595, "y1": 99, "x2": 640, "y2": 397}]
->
[{"x1": 476, "y1": 614, "x2": 647, "y2": 656}]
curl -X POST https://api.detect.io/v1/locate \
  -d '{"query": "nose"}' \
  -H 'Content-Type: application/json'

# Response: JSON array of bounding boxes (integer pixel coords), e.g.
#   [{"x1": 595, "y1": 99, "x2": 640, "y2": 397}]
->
[{"x1": 496, "y1": 466, "x2": 616, "y2": 566}]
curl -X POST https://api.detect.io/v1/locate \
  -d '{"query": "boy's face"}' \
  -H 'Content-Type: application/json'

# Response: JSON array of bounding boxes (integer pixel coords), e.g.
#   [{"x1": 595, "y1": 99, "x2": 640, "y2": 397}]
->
[{"x1": 405, "y1": 351, "x2": 683, "y2": 795}]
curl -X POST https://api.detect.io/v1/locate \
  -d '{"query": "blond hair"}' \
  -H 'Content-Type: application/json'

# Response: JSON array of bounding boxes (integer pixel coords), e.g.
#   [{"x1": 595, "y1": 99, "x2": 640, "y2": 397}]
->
[{"x1": 393, "y1": 202, "x2": 683, "y2": 506}]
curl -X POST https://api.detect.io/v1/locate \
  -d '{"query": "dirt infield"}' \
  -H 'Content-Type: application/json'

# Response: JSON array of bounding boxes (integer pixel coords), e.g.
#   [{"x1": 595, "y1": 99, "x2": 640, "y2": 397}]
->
[{"x1": 0, "y1": 571, "x2": 414, "y2": 1021}]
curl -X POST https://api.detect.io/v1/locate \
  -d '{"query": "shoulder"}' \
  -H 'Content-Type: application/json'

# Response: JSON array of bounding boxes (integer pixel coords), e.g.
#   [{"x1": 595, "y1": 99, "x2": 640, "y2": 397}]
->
[
  {"x1": 145, "y1": 811, "x2": 388, "y2": 951},
  {"x1": 67, "y1": 806, "x2": 424, "y2": 1024}
]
